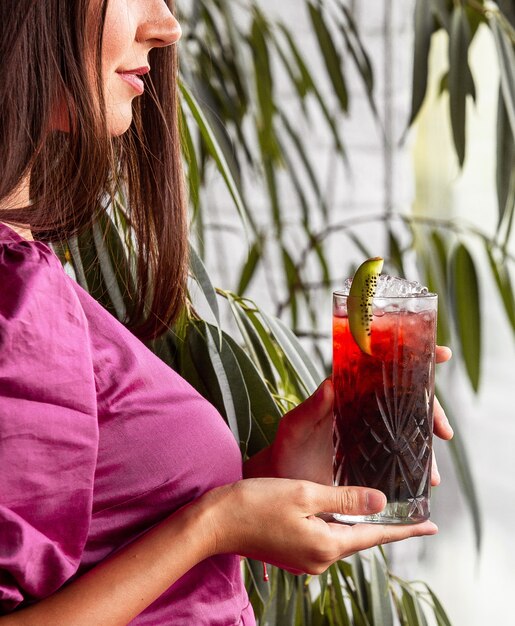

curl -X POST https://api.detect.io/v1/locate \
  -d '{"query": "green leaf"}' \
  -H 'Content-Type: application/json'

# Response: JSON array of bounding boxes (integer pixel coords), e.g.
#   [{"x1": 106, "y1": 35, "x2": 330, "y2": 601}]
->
[
  {"x1": 261, "y1": 312, "x2": 323, "y2": 395},
  {"x1": 279, "y1": 110, "x2": 329, "y2": 218},
  {"x1": 449, "y1": 6, "x2": 472, "y2": 167},
  {"x1": 68, "y1": 218, "x2": 135, "y2": 322},
  {"x1": 211, "y1": 1, "x2": 251, "y2": 112},
  {"x1": 423, "y1": 584, "x2": 453, "y2": 626},
  {"x1": 282, "y1": 246, "x2": 300, "y2": 329},
  {"x1": 391, "y1": 588, "x2": 408, "y2": 626},
  {"x1": 226, "y1": 297, "x2": 278, "y2": 389},
  {"x1": 179, "y1": 101, "x2": 201, "y2": 215},
  {"x1": 187, "y1": 321, "x2": 249, "y2": 447},
  {"x1": 408, "y1": 0, "x2": 435, "y2": 128},
  {"x1": 318, "y1": 570, "x2": 329, "y2": 615},
  {"x1": 65, "y1": 234, "x2": 93, "y2": 290},
  {"x1": 308, "y1": 1, "x2": 349, "y2": 112},
  {"x1": 276, "y1": 136, "x2": 312, "y2": 226},
  {"x1": 246, "y1": 309, "x2": 289, "y2": 383},
  {"x1": 437, "y1": 388, "x2": 482, "y2": 552},
  {"x1": 401, "y1": 588, "x2": 421, "y2": 626},
  {"x1": 262, "y1": 153, "x2": 282, "y2": 237},
  {"x1": 339, "y1": 5, "x2": 379, "y2": 120},
  {"x1": 179, "y1": 80, "x2": 255, "y2": 238},
  {"x1": 438, "y1": 67, "x2": 476, "y2": 101},
  {"x1": 328, "y1": 564, "x2": 351, "y2": 626},
  {"x1": 178, "y1": 331, "x2": 212, "y2": 400},
  {"x1": 350, "y1": 554, "x2": 370, "y2": 618},
  {"x1": 245, "y1": 559, "x2": 269, "y2": 611},
  {"x1": 451, "y1": 243, "x2": 482, "y2": 391},
  {"x1": 223, "y1": 332, "x2": 282, "y2": 452},
  {"x1": 91, "y1": 218, "x2": 129, "y2": 321},
  {"x1": 431, "y1": 0, "x2": 451, "y2": 31},
  {"x1": 250, "y1": 10, "x2": 277, "y2": 157},
  {"x1": 485, "y1": 244, "x2": 515, "y2": 333},
  {"x1": 370, "y1": 555, "x2": 394, "y2": 626},
  {"x1": 431, "y1": 230, "x2": 449, "y2": 292},
  {"x1": 336, "y1": 561, "x2": 370, "y2": 626},
  {"x1": 274, "y1": 569, "x2": 297, "y2": 625},
  {"x1": 413, "y1": 592, "x2": 428, "y2": 626},
  {"x1": 276, "y1": 24, "x2": 346, "y2": 155},
  {"x1": 340, "y1": 5, "x2": 375, "y2": 95},
  {"x1": 489, "y1": 13, "x2": 515, "y2": 140},
  {"x1": 496, "y1": 87, "x2": 515, "y2": 230},
  {"x1": 425, "y1": 230, "x2": 451, "y2": 346},
  {"x1": 189, "y1": 245, "x2": 221, "y2": 328},
  {"x1": 86, "y1": 210, "x2": 137, "y2": 323},
  {"x1": 312, "y1": 238, "x2": 331, "y2": 288},
  {"x1": 236, "y1": 238, "x2": 262, "y2": 296}
]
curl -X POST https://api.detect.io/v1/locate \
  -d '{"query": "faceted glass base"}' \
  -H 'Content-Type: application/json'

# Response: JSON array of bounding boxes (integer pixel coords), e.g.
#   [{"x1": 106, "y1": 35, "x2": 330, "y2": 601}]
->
[{"x1": 331, "y1": 497, "x2": 430, "y2": 525}]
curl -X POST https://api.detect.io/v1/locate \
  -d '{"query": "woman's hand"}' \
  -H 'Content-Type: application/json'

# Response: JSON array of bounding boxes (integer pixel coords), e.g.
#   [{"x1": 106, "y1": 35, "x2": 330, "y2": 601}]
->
[
  {"x1": 431, "y1": 346, "x2": 454, "y2": 486},
  {"x1": 245, "y1": 346, "x2": 454, "y2": 486},
  {"x1": 205, "y1": 478, "x2": 438, "y2": 575}
]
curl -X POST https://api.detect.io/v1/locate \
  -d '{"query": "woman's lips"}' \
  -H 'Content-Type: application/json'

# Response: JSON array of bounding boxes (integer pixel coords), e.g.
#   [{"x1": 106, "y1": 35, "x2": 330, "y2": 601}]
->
[{"x1": 116, "y1": 67, "x2": 149, "y2": 95}]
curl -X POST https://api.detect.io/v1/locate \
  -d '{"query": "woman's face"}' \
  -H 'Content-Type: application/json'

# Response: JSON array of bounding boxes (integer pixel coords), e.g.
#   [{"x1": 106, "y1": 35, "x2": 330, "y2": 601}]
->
[{"x1": 101, "y1": 0, "x2": 181, "y2": 135}]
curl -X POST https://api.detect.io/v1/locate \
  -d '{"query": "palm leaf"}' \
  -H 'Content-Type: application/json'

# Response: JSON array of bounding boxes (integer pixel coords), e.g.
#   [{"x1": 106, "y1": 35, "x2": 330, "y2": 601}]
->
[
  {"x1": 449, "y1": 6, "x2": 472, "y2": 167},
  {"x1": 450, "y1": 243, "x2": 482, "y2": 391}
]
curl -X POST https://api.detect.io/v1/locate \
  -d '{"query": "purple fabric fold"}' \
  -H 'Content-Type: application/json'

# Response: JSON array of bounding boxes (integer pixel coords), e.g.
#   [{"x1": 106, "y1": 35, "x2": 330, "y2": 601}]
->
[{"x1": 0, "y1": 223, "x2": 255, "y2": 625}]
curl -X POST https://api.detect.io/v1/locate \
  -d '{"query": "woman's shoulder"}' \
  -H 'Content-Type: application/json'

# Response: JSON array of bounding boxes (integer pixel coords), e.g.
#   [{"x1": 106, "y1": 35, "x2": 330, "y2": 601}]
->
[
  {"x1": 0, "y1": 222, "x2": 87, "y2": 336},
  {"x1": 0, "y1": 222, "x2": 61, "y2": 272},
  {"x1": 0, "y1": 221, "x2": 97, "y2": 413}
]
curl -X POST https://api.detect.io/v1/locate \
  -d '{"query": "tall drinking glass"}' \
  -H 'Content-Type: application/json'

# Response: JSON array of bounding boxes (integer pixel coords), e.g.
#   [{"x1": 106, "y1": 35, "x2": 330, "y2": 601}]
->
[{"x1": 332, "y1": 291, "x2": 438, "y2": 524}]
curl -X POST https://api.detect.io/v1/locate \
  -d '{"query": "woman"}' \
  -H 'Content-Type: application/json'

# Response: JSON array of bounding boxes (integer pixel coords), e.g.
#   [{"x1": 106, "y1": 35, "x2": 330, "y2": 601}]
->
[{"x1": 0, "y1": 1, "x2": 453, "y2": 624}]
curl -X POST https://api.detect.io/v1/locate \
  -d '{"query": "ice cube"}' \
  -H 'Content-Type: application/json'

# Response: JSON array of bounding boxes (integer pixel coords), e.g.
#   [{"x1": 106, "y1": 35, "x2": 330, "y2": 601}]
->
[{"x1": 340, "y1": 274, "x2": 429, "y2": 297}]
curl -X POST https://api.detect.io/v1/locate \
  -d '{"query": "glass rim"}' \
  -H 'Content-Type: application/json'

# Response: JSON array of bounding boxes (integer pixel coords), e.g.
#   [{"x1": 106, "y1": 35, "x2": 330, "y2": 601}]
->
[{"x1": 332, "y1": 290, "x2": 438, "y2": 299}]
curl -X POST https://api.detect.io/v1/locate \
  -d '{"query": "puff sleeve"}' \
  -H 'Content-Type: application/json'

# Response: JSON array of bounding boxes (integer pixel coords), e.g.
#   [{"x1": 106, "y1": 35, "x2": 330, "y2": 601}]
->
[{"x1": 0, "y1": 239, "x2": 98, "y2": 614}]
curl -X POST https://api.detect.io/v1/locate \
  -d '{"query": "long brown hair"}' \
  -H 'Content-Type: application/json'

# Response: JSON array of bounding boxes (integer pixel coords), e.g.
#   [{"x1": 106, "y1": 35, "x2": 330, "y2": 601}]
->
[{"x1": 0, "y1": 0, "x2": 188, "y2": 341}]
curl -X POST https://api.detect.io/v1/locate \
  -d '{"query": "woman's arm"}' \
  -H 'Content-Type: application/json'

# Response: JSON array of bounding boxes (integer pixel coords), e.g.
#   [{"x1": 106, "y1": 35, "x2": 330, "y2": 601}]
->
[
  {"x1": 0, "y1": 498, "x2": 215, "y2": 626},
  {"x1": 1, "y1": 478, "x2": 437, "y2": 626}
]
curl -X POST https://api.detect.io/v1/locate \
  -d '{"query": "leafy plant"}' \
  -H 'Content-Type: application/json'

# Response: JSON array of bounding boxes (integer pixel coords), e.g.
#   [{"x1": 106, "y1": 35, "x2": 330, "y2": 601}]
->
[{"x1": 54, "y1": 0, "x2": 514, "y2": 623}]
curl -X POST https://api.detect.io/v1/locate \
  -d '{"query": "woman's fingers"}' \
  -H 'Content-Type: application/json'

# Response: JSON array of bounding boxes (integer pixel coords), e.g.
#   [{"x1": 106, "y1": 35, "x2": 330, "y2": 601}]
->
[
  {"x1": 431, "y1": 450, "x2": 441, "y2": 486},
  {"x1": 310, "y1": 484, "x2": 386, "y2": 517},
  {"x1": 432, "y1": 347, "x2": 452, "y2": 485},
  {"x1": 435, "y1": 345, "x2": 452, "y2": 363},
  {"x1": 433, "y1": 395, "x2": 453, "y2": 440},
  {"x1": 212, "y1": 478, "x2": 438, "y2": 577},
  {"x1": 284, "y1": 378, "x2": 334, "y2": 430},
  {"x1": 329, "y1": 520, "x2": 438, "y2": 558},
  {"x1": 269, "y1": 379, "x2": 334, "y2": 483}
]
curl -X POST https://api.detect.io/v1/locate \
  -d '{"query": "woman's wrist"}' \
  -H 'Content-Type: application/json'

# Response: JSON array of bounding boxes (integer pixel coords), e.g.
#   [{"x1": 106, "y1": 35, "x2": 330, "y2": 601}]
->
[{"x1": 0, "y1": 494, "x2": 225, "y2": 626}]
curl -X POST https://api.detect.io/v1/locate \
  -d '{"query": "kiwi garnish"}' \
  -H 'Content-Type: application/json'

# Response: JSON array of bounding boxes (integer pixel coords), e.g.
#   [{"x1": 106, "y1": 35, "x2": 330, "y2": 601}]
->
[{"x1": 348, "y1": 257, "x2": 384, "y2": 355}]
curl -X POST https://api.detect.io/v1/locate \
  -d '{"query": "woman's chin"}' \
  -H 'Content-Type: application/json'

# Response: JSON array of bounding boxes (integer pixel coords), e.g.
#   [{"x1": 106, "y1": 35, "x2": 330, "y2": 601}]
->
[{"x1": 106, "y1": 104, "x2": 134, "y2": 136}]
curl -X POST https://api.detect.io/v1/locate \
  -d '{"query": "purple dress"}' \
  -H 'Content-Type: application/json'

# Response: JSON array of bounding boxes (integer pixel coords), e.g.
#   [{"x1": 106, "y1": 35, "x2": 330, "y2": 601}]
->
[{"x1": 0, "y1": 223, "x2": 255, "y2": 625}]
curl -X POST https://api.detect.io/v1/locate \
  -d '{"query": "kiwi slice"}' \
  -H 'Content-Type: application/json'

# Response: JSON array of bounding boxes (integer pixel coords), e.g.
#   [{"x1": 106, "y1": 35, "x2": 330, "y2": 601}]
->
[{"x1": 348, "y1": 257, "x2": 384, "y2": 355}]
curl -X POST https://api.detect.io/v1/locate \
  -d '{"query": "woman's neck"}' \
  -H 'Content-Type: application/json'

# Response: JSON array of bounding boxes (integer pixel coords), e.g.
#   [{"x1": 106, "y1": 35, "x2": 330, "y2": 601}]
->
[{"x1": 0, "y1": 176, "x2": 33, "y2": 241}]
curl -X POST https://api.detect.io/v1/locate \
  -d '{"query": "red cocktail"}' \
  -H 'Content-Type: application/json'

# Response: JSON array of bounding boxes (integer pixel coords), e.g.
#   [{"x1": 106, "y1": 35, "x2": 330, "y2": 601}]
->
[{"x1": 332, "y1": 293, "x2": 437, "y2": 523}]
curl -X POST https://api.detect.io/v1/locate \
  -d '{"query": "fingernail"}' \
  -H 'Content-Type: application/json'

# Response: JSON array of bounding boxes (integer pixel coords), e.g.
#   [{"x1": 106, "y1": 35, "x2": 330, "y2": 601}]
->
[{"x1": 366, "y1": 491, "x2": 387, "y2": 512}]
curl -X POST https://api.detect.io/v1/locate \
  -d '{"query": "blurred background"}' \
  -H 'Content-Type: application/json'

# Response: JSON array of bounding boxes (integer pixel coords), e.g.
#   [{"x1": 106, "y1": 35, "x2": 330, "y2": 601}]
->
[{"x1": 178, "y1": 0, "x2": 515, "y2": 623}]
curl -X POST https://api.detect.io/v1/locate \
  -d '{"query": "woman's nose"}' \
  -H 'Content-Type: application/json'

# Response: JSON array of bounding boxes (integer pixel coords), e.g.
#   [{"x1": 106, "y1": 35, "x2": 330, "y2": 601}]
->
[{"x1": 136, "y1": 1, "x2": 182, "y2": 48}]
